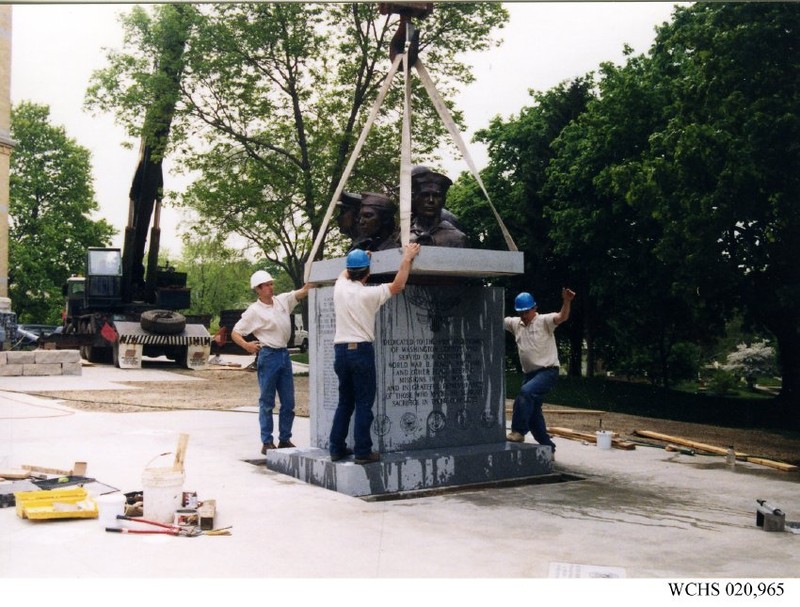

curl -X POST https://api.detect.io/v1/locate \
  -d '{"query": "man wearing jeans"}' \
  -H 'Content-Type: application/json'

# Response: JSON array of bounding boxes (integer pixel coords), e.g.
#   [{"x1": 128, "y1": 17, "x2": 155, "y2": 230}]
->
[
  {"x1": 505, "y1": 287, "x2": 576, "y2": 454},
  {"x1": 232, "y1": 270, "x2": 313, "y2": 455},
  {"x1": 329, "y1": 243, "x2": 420, "y2": 464}
]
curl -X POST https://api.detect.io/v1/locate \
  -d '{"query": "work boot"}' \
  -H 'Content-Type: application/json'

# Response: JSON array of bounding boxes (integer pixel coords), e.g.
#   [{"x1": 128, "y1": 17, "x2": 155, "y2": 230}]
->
[
  {"x1": 261, "y1": 442, "x2": 277, "y2": 454},
  {"x1": 278, "y1": 440, "x2": 296, "y2": 449},
  {"x1": 354, "y1": 452, "x2": 381, "y2": 465},
  {"x1": 330, "y1": 448, "x2": 354, "y2": 462},
  {"x1": 506, "y1": 431, "x2": 525, "y2": 443}
]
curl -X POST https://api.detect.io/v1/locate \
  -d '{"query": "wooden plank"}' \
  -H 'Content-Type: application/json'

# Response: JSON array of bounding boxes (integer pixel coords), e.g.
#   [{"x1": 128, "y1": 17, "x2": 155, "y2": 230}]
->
[
  {"x1": 0, "y1": 468, "x2": 31, "y2": 480},
  {"x1": 173, "y1": 433, "x2": 190, "y2": 472},
  {"x1": 632, "y1": 430, "x2": 744, "y2": 457},
  {"x1": 633, "y1": 430, "x2": 796, "y2": 471},
  {"x1": 745, "y1": 457, "x2": 798, "y2": 472},
  {"x1": 548, "y1": 427, "x2": 636, "y2": 450},
  {"x1": 22, "y1": 464, "x2": 72, "y2": 476}
]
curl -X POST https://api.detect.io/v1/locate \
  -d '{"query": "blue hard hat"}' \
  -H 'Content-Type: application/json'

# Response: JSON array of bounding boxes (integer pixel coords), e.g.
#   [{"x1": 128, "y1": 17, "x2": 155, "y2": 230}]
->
[
  {"x1": 346, "y1": 249, "x2": 370, "y2": 269},
  {"x1": 514, "y1": 292, "x2": 536, "y2": 312}
]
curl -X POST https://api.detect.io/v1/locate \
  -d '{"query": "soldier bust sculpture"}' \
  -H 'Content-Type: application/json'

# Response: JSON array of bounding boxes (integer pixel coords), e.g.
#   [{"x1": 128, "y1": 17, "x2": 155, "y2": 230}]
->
[
  {"x1": 410, "y1": 167, "x2": 468, "y2": 248},
  {"x1": 348, "y1": 192, "x2": 400, "y2": 252},
  {"x1": 336, "y1": 191, "x2": 362, "y2": 240}
]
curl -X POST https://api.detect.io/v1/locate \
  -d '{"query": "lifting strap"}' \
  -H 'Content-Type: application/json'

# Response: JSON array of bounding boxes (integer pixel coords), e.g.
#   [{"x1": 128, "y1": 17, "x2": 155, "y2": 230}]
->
[
  {"x1": 305, "y1": 53, "x2": 405, "y2": 282},
  {"x1": 305, "y1": 45, "x2": 519, "y2": 282},
  {"x1": 414, "y1": 60, "x2": 518, "y2": 252}
]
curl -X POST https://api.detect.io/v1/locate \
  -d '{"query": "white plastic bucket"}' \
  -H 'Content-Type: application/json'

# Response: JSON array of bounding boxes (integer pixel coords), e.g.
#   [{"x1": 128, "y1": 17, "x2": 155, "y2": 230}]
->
[
  {"x1": 97, "y1": 492, "x2": 126, "y2": 528},
  {"x1": 596, "y1": 430, "x2": 613, "y2": 450},
  {"x1": 142, "y1": 467, "x2": 185, "y2": 524}
]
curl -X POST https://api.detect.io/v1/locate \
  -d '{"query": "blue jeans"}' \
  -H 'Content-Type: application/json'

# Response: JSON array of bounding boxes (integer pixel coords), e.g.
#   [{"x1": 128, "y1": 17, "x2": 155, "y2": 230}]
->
[
  {"x1": 329, "y1": 342, "x2": 376, "y2": 458},
  {"x1": 257, "y1": 347, "x2": 295, "y2": 444},
  {"x1": 511, "y1": 366, "x2": 559, "y2": 451}
]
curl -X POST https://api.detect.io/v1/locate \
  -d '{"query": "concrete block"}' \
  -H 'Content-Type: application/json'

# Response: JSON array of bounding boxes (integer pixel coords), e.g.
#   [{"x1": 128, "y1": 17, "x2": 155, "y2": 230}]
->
[
  {"x1": 6, "y1": 351, "x2": 35, "y2": 364},
  {"x1": 34, "y1": 349, "x2": 80, "y2": 364},
  {"x1": 61, "y1": 362, "x2": 83, "y2": 376},
  {"x1": 0, "y1": 351, "x2": 6, "y2": 364},
  {"x1": 23, "y1": 363, "x2": 62, "y2": 376},
  {"x1": 0, "y1": 364, "x2": 22, "y2": 376}
]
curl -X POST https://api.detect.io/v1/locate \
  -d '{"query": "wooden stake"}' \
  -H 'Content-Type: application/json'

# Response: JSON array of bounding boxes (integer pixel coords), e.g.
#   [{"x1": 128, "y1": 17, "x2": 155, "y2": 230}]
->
[{"x1": 173, "y1": 433, "x2": 189, "y2": 472}]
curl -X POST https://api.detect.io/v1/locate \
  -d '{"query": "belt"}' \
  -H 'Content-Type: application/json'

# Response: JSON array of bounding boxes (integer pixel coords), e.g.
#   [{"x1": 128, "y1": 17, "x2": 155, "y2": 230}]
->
[{"x1": 335, "y1": 342, "x2": 370, "y2": 350}]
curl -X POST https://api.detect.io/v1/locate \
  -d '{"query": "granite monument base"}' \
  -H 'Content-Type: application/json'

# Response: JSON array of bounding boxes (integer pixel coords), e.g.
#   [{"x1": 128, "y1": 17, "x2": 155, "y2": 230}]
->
[
  {"x1": 265, "y1": 442, "x2": 553, "y2": 498},
  {"x1": 264, "y1": 248, "x2": 552, "y2": 498}
]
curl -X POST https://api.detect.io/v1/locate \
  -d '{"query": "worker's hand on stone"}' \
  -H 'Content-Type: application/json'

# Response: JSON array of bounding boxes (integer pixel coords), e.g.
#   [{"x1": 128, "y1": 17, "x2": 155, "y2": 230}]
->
[{"x1": 404, "y1": 243, "x2": 421, "y2": 261}]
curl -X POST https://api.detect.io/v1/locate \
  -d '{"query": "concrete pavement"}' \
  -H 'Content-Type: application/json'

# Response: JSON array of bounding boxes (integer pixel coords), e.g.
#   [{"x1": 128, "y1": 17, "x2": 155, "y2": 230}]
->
[{"x1": 1, "y1": 361, "x2": 798, "y2": 604}]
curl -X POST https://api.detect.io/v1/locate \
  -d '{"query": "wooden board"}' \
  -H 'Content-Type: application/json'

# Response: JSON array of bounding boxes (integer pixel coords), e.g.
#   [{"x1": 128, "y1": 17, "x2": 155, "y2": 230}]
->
[
  {"x1": 633, "y1": 430, "x2": 797, "y2": 471},
  {"x1": 0, "y1": 468, "x2": 31, "y2": 480},
  {"x1": 548, "y1": 426, "x2": 637, "y2": 450}
]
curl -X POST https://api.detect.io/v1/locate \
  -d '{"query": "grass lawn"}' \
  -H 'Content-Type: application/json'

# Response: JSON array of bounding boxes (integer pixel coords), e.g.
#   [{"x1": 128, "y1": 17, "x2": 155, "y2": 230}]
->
[{"x1": 506, "y1": 372, "x2": 784, "y2": 430}]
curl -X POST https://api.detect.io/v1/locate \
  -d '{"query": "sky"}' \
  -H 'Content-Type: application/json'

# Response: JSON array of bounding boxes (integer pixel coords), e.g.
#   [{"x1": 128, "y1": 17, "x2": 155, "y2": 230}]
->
[{"x1": 10, "y1": 1, "x2": 683, "y2": 256}]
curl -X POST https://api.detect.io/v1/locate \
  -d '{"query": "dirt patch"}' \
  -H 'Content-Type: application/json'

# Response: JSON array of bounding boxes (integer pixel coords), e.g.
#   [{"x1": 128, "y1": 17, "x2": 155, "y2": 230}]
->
[{"x1": 25, "y1": 367, "x2": 800, "y2": 468}]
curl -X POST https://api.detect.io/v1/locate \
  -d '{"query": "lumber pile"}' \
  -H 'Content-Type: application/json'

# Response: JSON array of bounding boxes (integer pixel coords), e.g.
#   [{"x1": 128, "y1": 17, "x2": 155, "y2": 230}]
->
[
  {"x1": 548, "y1": 426, "x2": 637, "y2": 450},
  {"x1": 632, "y1": 430, "x2": 798, "y2": 472}
]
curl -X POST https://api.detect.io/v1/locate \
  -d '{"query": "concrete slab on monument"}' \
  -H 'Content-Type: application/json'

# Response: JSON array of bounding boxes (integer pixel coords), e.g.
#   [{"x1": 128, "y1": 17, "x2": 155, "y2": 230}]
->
[
  {"x1": 308, "y1": 247, "x2": 524, "y2": 283},
  {"x1": 265, "y1": 442, "x2": 553, "y2": 498}
]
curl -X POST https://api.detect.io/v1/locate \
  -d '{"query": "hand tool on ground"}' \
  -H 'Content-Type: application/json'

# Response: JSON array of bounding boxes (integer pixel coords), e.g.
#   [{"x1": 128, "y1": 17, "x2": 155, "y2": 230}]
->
[{"x1": 105, "y1": 514, "x2": 202, "y2": 537}]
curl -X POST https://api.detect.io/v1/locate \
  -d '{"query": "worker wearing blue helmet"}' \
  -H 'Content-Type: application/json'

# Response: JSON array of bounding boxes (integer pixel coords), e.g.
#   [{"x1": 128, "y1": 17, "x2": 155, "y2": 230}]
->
[
  {"x1": 504, "y1": 287, "x2": 576, "y2": 455},
  {"x1": 329, "y1": 242, "x2": 421, "y2": 464}
]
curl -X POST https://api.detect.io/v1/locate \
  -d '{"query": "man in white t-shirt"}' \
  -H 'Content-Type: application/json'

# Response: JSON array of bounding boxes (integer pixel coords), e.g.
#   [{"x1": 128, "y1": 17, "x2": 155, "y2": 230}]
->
[
  {"x1": 232, "y1": 271, "x2": 313, "y2": 455},
  {"x1": 504, "y1": 288, "x2": 576, "y2": 454},
  {"x1": 329, "y1": 243, "x2": 421, "y2": 464}
]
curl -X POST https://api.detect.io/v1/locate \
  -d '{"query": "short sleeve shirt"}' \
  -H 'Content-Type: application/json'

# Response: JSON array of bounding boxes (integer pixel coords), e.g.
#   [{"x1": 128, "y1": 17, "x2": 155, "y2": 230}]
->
[
  {"x1": 503, "y1": 312, "x2": 559, "y2": 373},
  {"x1": 233, "y1": 291, "x2": 299, "y2": 348},
  {"x1": 333, "y1": 276, "x2": 392, "y2": 343}
]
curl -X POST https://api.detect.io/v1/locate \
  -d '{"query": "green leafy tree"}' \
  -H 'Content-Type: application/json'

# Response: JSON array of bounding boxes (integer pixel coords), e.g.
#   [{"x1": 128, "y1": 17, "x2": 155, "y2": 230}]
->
[
  {"x1": 86, "y1": 2, "x2": 509, "y2": 287},
  {"x1": 620, "y1": 3, "x2": 800, "y2": 410},
  {"x1": 175, "y1": 235, "x2": 255, "y2": 317},
  {"x1": 448, "y1": 78, "x2": 593, "y2": 376},
  {"x1": 9, "y1": 102, "x2": 115, "y2": 323}
]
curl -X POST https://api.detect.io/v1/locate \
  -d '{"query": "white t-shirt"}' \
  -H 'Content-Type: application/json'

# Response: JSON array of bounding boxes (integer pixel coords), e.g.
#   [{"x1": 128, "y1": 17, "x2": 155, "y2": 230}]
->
[
  {"x1": 503, "y1": 312, "x2": 559, "y2": 373},
  {"x1": 233, "y1": 291, "x2": 299, "y2": 348},
  {"x1": 333, "y1": 276, "x2": 392, "y2": 344}
]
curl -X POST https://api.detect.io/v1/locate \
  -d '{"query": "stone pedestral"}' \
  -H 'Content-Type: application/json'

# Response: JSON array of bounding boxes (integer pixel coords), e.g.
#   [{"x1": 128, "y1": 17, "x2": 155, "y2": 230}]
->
[
  {"x1": 309, "y1": 284, "x2": 506, "y2": 451},
  {"x1": 266, "y1": 248, "x2": 553, "y2": 497}
]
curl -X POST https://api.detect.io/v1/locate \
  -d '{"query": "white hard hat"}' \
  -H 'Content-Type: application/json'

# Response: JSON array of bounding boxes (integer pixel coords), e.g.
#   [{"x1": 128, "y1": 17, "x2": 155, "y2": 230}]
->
[{"x1": 250, "y1": 270, "x2": 274, "y2": 289}]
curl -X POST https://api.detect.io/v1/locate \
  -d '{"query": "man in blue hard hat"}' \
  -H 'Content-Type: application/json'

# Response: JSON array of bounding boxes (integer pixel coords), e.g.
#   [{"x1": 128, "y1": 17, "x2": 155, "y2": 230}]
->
[
  {"x1": 504, "y1": 287, "x2": 576, "y2": 455},
  {"x1": 232, "y1": 270, "x2": 314, "y2": 455},
  {"x1": 329, "y1": 242, "x2": 421, "y2": 464}
]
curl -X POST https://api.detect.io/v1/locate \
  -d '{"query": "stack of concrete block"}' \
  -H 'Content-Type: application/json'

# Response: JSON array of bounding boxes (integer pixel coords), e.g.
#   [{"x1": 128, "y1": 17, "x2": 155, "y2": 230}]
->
[{"x1": 0, "y1": 350, "x2": 82, "y2": 376}]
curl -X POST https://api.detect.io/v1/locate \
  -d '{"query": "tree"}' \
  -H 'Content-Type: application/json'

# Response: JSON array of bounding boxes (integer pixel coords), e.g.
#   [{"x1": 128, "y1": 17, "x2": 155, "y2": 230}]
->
[
  {"x1": 86, "y1": 2, "x2": 509, "y2": 287},
  {"x1": 723, "y1": 341, "x2": 777, "y2": 392},
  {"x1": 9, "y1": 102, "x2": 115, "y2": 323},
  {"x1": 448, "y1": 78, "x2": 594, "y2": 376},
  {"x1": 176, "y1": 234, "x2": 263, "y2": 317},
  {"x1": 623, "y1": 3, "x2": 800, "y2": 410}
]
